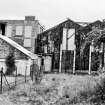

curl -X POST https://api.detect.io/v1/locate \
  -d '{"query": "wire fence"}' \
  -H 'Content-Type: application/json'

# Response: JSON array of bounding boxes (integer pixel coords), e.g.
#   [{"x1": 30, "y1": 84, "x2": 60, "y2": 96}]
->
[{"x1": 0, "y1": 67, "x2": 31, "y2": 94}]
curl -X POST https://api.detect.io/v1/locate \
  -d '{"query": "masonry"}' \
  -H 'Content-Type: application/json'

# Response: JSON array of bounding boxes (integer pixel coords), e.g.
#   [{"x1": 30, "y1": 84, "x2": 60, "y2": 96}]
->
[
  {"x1": 0, "y1": 16, "x2": 43, "y2": 75},
  {"x1": 0, "y1": 16, "x2": 44, "y2": 54},
  {"x1": 0, "y1": 38, "x2": 26, "y2": 59},
  {"x1": 0, "y1": 36, "x2": 30, "y2": 75}
]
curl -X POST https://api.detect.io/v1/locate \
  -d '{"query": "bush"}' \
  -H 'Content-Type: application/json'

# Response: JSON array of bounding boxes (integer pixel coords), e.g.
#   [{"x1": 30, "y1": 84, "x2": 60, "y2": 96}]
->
[
  {"x1": 78, "y1": 76, "x2": 105, "y2": 104},
  {"x1": 91, "y1": 77, "x2": 105, "y2": 103},
  {"x1": 5, "y1": 53, "x2": 16, "y2": 75},
  {"x1": 91, "y1": 52, "x2": 100, "y2": 71}
]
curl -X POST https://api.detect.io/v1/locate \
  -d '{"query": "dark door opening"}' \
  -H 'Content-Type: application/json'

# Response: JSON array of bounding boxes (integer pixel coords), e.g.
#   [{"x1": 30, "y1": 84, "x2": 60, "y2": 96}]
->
[{"x1": 0, "y1": 24, "x2": 6, "y2": 35}]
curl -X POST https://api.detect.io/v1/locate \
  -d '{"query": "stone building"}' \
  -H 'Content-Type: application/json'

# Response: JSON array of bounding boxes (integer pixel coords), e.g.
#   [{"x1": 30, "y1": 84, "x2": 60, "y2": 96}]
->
[
  {"x1": 0, "y1": 35, "x2": 38, "y2": 75},
  {"x1": 0, "y1": 16, "x2": 44, "y2": 75},
  {"x1": 0, "y1": 16, "x2": 44, "y2": 54}
]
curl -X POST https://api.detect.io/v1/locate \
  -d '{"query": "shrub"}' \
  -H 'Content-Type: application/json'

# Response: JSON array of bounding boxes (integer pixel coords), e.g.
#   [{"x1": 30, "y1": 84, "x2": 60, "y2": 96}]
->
[
  {"x1": 91, "y1": 77, "x2": 105, "y2": 103},
  {"x1": 5, "y1": 53, "x2": 16, "y2": 75},
  {"x1": 91, "y1": 52, "x2": 100, "y2": 71},
  {"x1": 78, "y1": 76, "x2": 105, "y2": 104}
]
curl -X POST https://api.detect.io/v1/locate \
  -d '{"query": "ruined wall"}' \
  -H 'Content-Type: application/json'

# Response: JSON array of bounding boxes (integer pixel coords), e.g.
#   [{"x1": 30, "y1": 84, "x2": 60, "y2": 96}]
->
[
  {"x1": 0, "y1": 39, "x2": 10, "y2": 58},
  {"x1": 0, "y1": 38, "x2": 27, "y2": 59},
  {"x1": 0, "y1": 17, "x2": 44, "y2": 54},
  {"x1": 37, "y1": 19, "x2": 82, "y2": 71},
  {"x1": 0, "y1": 59, "x2": 31, "y2": 75},
  {"x1": 0, "y1": 38, "x2": 31, "y2": 75}
]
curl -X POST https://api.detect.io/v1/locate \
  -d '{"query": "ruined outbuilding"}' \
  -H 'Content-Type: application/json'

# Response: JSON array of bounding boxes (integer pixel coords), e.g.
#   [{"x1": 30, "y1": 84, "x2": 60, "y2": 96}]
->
[{"x1": 37, "y1": 19, "x2": 82, "y2": 73}]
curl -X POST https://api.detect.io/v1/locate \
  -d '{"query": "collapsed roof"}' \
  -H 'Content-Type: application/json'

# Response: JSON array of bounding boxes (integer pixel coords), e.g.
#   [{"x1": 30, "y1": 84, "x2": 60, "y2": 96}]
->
[{"x1": 0, "y1": 35, "x2": 38, "y2": 60}]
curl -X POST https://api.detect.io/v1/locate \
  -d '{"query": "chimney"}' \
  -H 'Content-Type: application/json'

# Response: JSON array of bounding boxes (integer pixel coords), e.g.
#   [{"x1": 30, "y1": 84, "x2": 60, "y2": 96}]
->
[{"x1": 25, "y1": 16, "x2": 35, "y2": 21}]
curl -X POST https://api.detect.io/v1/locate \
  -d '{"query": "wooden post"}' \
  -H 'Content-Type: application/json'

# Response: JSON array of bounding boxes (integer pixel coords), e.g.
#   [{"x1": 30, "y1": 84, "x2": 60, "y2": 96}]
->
[
  {"x1": 73, "y1": 46, "x2": 76, "y2": 74},
  {"x1": 89, "y1": 45, "x2": 91, "y2": 75},
  {"x1": 66, "y1": 28, "x2": 69, "y2": 51},
  {"x1": 31, "y1": 60, "x2": 34, "y2": 81},
  {"x1": 100, "y1": 42, "x2": 104, "y2": 70},
  {"x1": 15, "y1": 66, "x2": 17, "y2": 86},
  {"x1": 102, "y1": 42, "x2": 104, "y2": 71},
  {"x1": 59, "y1": 44, "x2": 62, "y2": 73},
  {"x1": 65, "y1": 28, "x2": 69, "y2": 72},
  {"x1": 104, "y1": 43, "x2": 105, "y2": 71},
  {"x1": 89, "y1": 41, "x2": 93, "y2": 75},
  {"x1": 0, "y1": 67, "x2": 3, "y2": 94},
  {"x1": 25, "y1": 63, "x2": 27, "y2": 82}
]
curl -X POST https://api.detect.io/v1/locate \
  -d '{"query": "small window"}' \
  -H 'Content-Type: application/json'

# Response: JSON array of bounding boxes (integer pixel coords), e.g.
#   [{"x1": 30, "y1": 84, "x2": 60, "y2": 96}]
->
[
  {"x1": 24, "y1": 39, "x2": 31, "y2": 47},
  {"x1": 16, "y1": 26, "x2": 23, "y2": 36},
  {"x1": 24, "y1": 26, "x2": 32, "y2": 38}
]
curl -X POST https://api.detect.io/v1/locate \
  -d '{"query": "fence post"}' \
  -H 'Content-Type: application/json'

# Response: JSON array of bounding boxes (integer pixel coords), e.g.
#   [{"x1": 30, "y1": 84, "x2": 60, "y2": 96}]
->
[
  {"x1": 59, "y1": 44, "x2": 62, "y2": 73},
  {"x1": 25, "y1": 63, "x2": 27, "y2": 83},
  {"x1": 73, "y1": 46, "x2": 76, "y2": 74},
  {"x1": 89, "y1": 41, "x2": 93, "y2": 75},
  {"x1": 0, "y1": 67, "x2": 3, "y2": 94},
  {"x1": 15, "y1": 66, "x2": 17, "y2": 86}
]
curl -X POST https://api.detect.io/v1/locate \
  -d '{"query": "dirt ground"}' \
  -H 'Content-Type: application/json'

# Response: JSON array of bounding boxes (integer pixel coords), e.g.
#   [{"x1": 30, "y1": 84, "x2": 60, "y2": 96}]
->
[{"x1": 0, "y1": 73, "x2": 103, "y2": 105}]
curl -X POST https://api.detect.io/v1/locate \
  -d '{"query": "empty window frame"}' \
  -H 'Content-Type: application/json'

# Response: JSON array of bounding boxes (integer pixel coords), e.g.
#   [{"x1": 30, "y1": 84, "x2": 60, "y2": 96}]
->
[
  {"x1": 24, "y1": 38, "x2": 31, "y2": 47},
  {"x1": 6, "y1": 25, "x2": 12, "y2": 37},
  {"x1": 24, "y1": 26, "x2": 32, "y2": 38},
  {"x1": 16, "y1": 26, "x2": 23, "y2": 36}
]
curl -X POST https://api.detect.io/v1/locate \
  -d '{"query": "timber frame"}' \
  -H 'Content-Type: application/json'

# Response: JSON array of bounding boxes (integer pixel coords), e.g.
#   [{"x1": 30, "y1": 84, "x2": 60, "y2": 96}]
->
[
  {"x1": 37, "y1": 19, "x2": 105, "y2": 74},
  {"x1": 36, "y1": 19, "x2": 82, "y2": 73}
]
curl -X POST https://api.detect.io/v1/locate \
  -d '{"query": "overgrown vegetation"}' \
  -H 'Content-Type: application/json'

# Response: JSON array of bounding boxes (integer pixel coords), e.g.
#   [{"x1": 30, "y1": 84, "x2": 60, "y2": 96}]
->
[
  {"x1": 90, "y1": 76, "x2": 105, "y2": 103},
  {"x1": 75, "y1": 74, "x2": 105, "y2": 104},
  {"x1": 2, "y1": 74, "x2": 105, "y2": 105},
  {"x1": 91, "y1": 52, "x2": 100, "y2": 71},
  {"x1": 5, "y1": 53, "x2": 16, "y2": 75}
]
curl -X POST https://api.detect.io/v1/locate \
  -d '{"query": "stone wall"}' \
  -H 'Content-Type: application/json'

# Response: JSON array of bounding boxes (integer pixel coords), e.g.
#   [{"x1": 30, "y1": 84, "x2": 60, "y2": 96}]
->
[
  {"x1": 0, "y1": 59, "x2": 31, "y2": 75},
  {"x1": 5, "y1": 19, "x2": 44, "y2": 53},
  {"x1": 0, "y1": 38, "x2": 27, "y2": 59},
  {"x1": 0, "y1": 39, "x2": 11, "y2": 59}
]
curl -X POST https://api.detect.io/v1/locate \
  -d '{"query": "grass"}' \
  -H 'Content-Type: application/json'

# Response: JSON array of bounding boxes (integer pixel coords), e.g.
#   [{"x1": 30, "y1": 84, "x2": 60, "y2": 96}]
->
[
  {"x1": 1, "y1": 73, "x2": 105, "y2": 105},
  {"x1": 73, "y1": 73, "x2": 105, "y2": 104}
]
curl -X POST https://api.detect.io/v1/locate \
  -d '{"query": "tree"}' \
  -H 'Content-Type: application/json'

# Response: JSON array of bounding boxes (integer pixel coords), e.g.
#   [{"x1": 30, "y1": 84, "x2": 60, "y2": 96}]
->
[
  {"x1": 5, "y1": 53, "x2": 16, "y2": 75},
  {"x1": 91, "y1": 52, "x2": 100, "y2": 71}
]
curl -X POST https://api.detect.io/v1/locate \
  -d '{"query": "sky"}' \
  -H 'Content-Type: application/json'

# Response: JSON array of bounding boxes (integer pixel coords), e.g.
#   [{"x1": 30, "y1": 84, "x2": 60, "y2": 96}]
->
[{"x1": 0, "y1": 0, "x2": 105, "y2": 29}]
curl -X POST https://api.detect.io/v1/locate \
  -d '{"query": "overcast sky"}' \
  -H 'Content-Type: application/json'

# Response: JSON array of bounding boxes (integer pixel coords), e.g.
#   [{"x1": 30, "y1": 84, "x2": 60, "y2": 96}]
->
[{"x1": 0, "y1": 0, "x2": 105, "y2": 29}]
